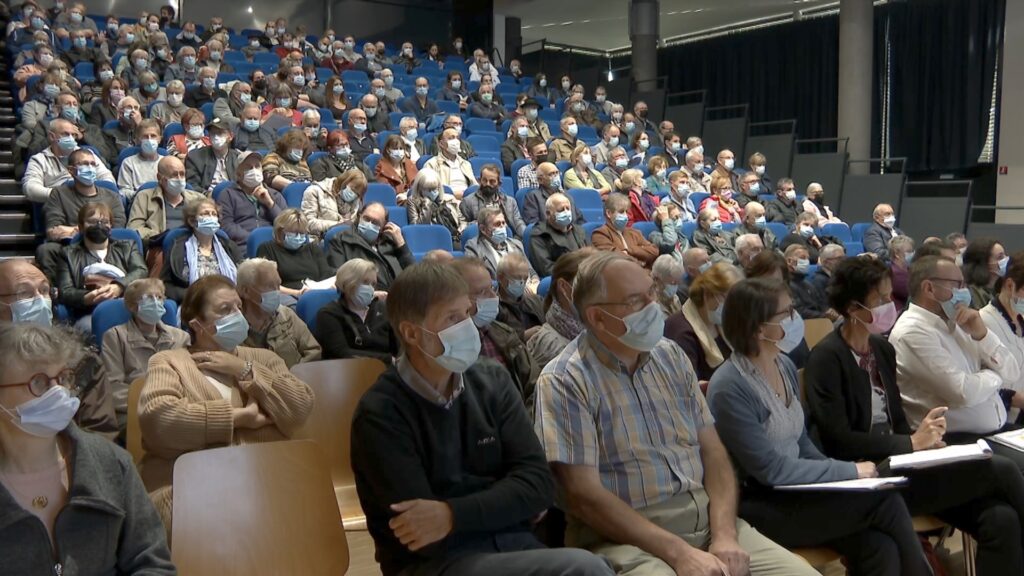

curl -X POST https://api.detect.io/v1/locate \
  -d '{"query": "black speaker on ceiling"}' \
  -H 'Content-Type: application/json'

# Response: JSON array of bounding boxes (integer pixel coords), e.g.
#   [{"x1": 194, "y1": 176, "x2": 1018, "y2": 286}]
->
[{"x1": 505, "y1": 16, "x2": 522, "y2": 62}]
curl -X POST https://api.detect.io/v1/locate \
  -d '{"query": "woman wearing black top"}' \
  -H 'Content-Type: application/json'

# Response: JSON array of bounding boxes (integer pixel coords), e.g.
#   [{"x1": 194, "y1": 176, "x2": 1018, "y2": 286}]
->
[
  {"x1": 806, "y1": 256, "x2": 1024, "y2": 576},
  {"x1": 256, "y1": 209, "x2": 334, "y2": 306},
  {"x1": 315, "y1": 258, "x2": 396, "y2": 362}
]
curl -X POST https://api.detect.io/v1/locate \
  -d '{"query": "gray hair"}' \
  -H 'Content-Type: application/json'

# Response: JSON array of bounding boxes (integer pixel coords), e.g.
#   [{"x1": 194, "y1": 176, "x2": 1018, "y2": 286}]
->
[
  {"x1": 890, "y1": 235, "x2": 914, "y2": 254},
  {"x1": 784, "y1": 244, "x2": 809, "y2": 258},
  {"x1": 873, "y1": 203, "x2": 893, "y2": 218},
  {"x1": 166, "y1": 79, "x2": 185, "y2": 92},
  {"x1": 573, "y1": 252, "x2": 632, "y2": 327},
  {"x1": 399, "y1": 116, "x2": 417, "y2": 130},
  {"x1": 685, "y1": 149, "x2": 702, "y2": 164},
  {"x1": 477, "y1": 205, "x2": 503, "y2": 230},
  {"x1": 409, "y1": 169, "x2": 440, "y2": 198},
  {"x1": 0, "y1": 323, "x2": 85, "y2": 373},
  {"x1": 652, "y1": 255, "x2": 684, "y2": 282},
  {"x1": 497, "y1": 253, "x2": 529, "y2": 276},
  {"x1": 236, "y1": 258, "x2": 278, "y2": 288},
  {"x1": 683, "y1": 247, "x2": 709, "y2": 268},
  {"x1": 820, "y1": 243, "x2": 846, "y2": 260},
  {"x1": 335, "y1": 258, "x2": 377, "y2": 295},
  {"x1": 544, "y1": 192, "x2": 569, "y2": 212},
  {"x1": 242, "y1": 101, "x2": 262, "y2": 115},
  {"x1": 301, "y1": 109, "x2": 321, "y2": 122},
  {"x1": 734, "y1": 233, "x2": 763, "y2": 255},
  {"x1": 806, "y1": 181, "x2": 823, "y2": 194}
]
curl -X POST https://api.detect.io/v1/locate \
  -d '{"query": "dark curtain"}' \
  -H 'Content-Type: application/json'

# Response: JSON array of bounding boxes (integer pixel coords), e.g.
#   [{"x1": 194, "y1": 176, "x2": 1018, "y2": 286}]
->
[
  {"x1": 656, "y1": 17, "x2": 840, "y2": 142},
  {"x1": 882, "y1": 0, "x2": 1004, "y2": 172}
]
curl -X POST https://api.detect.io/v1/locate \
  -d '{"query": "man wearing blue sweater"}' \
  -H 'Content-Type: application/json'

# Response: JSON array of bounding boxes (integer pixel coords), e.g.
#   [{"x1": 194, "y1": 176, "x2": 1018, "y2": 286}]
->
[{"x1": 351, "y1": 262, "x2": 613, "y2": 576}]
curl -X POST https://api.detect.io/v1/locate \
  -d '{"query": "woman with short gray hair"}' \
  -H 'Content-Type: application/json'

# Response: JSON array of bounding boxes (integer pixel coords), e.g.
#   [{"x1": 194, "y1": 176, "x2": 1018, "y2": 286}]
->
[
  {"x1": 651, "y1": 254, "x2": 685, "y2": 316},
  {"x1": 0, "y1": 323, "x2": 175, "y2": 575},
  {"x1": 315, "y1": 258, "x2": 397, "y2": 362},
  {"x1": 256, "y1": 208, "x2": 334, "y2": 304},
  {"x1": 149, "y1": 79, "x2": 187, "y2": 125}
]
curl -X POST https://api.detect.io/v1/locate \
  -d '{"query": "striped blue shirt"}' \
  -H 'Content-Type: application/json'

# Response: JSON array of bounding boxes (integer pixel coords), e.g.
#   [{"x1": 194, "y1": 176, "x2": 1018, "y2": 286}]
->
[{"x1": 534, "y1": 333, "x2": 713, "y2": 508}]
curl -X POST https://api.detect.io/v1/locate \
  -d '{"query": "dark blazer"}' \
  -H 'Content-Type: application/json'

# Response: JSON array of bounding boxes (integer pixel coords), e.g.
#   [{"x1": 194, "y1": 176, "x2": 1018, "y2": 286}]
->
[
  {"x1": 664, "y1": 312, "x2": 731, "y2": 382},
  {"x1": 497, "y1": 293, "x2": 545, "y2": 340},
  {"x1": 527, "y1": 220, "x2": 589, "y2": 278},
  {"x1": 56, "y1": 239, "x2": 147, "y2": 315},
  {"x1": 215, "y1": 183, "x2": 286, "y2": 248},
  {"x1": 765, "y1": 197, "x2": 801, "y2": 226},
  {"x1": 325, "y1": 228, "x2": 415, "y2": 290},
  {"x1": 309, "y1": 153, "x2": 372, "y2": 182},
  {"x1": 521, "y1": 186, "x2": 583, "y2": 226},
  {"x1": 315, "y1": 298, "x2": 397, "y2": 362},
  {"x1": 161, "y1": 232, "x2": 244, "y2": 302},
  {"x1": 805, "y1": 328, "x2": 914, "y2": 462},
  {"x1": 789, "y1": 275, "x2": 829, "y2": 319},
  {"x1": 256, "y1": 240, "x2": 334, "y2": 290},
  {"x1": 232, "y1": 124, "x2": 277, "y2": 152},
  {"x1": 863, "y1": 222, "x2": 903, "y2": 262},
  {"x1": 184, "y1": 85, "x2": 227, "y2": 109},
  {"x1": 500, "y1": 138, "x2": 528, "y2": 175},
  {"x1": 185, "y1": 146, "x2": 242, "y2": 193}
]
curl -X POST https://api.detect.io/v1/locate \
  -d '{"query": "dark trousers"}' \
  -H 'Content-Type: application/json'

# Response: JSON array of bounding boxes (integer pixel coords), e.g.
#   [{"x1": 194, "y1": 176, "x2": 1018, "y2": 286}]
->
[
  {"x1": 947, "y1": 426, "x2": 1024, "y2": 472},
  {"x1": 900, "y1": 456, "x2": 1024, "y2": 576},
  {"x1": 740, "y1": 489, "x2": 932, "y2": 576}
]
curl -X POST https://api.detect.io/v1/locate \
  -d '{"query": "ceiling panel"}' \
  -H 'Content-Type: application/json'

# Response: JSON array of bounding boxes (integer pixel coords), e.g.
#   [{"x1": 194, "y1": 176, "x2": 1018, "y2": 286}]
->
[{"x1": 495, "y1": 0, "x2": 837, "y2": 52}]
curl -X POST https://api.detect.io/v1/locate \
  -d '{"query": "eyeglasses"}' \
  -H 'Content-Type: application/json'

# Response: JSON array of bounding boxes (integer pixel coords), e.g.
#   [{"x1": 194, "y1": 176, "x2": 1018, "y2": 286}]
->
[
  {"x1": 593, "y1": 285, "x2": 658, "y2": 313},
  {"x1": 0, "y1": 284, "x2": 52, "y2": 302},
  {"x1": 766, "y1": 307, "x2": 797, "y2": 325},
  {"x1": 84, "y1": 219, "x2": 111, "y2": 227},
  {"x1": 928, "y1": 277, "x2": 965, "y2": 290},
  {"x1": 0, "y1": 369, "x2": 78, "y2": 397}
]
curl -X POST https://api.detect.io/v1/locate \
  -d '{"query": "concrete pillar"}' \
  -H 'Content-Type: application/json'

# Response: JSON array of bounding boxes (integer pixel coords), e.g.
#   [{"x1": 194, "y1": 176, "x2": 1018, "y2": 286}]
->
[
  {"x1": 838, "y1": 0, "x2": 873, "y2": 174},
  {"x1": 629, "y1": 0, "x2": 659, "y2": 92}
]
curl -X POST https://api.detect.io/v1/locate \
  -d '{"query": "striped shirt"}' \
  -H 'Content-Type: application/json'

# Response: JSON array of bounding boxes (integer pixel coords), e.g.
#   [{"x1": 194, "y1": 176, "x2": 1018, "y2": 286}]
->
[{"x1": 534, "y1": 333, "x2": 713, "y2": 509}]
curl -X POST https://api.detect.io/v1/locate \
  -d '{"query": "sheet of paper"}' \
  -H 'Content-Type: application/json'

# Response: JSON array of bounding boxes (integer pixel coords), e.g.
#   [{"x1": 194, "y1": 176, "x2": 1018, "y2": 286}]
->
[
  {"x1": 775, "y1": 477, "x2": 909, "y2": 492},
  {"x1": 302, "y1": 278, "x2": 336, "y2": 291},
  {"x1": 988, "y1": 429, "x2": 1024, "y2": 452},
  {"x1": 888, "y1": 440, "x2": 992, "y2": 470}
]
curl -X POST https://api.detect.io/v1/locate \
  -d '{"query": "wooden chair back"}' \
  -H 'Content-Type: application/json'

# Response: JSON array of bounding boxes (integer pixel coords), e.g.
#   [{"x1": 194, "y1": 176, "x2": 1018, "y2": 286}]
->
[
  {"x1": 803, "y1": 317, "x2": 834, "y2": 349},
  {"x1": 291, "y1": 358, "x2": 387, "y2": 529},
  {"x1": 171, "y1": 440, "x2": 349, "y2": 575}
]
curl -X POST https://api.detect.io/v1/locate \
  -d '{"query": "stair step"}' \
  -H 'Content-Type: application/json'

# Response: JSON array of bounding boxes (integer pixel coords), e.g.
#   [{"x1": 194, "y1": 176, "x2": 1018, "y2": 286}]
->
[
  {"x1": 0, "y1": 233, "x2": 38, "y2": 244},
  {"x1": 0, "y1": 180, "x2": 22, "y2": 195},
  {"x1": 0, "y1": 214, "x2": 34, "y2": 235},
  {"x1": 0, "y1": 194, "x2": 28, "y2": 205}
]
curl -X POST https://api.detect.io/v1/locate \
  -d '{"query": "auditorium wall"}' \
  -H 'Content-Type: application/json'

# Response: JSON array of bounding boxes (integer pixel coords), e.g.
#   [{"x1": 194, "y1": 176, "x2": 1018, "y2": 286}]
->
[{"x1": 996, "y1": 0, "x2": 1024, "y2": 223}]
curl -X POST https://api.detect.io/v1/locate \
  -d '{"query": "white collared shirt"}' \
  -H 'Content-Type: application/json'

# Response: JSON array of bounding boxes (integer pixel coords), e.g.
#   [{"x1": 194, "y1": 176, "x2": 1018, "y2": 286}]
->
[{"x1": 889, "y1": 302, "x2": 1020, "y2": 434}]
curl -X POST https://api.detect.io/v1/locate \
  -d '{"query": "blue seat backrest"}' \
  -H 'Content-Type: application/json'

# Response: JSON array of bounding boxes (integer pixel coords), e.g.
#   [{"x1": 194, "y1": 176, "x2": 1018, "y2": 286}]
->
[{"x1": 296, "y1": 289, "x2": 338, "y2": 333}]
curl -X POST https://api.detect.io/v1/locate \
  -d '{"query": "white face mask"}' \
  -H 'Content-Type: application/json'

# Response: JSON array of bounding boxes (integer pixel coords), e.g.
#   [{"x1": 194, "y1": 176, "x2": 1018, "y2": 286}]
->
[
  {"x1": 0, "y1": 385, "x2": 80, "y2": 438},
  {"x1": 602, "y1": 301, "x2": 665, "y2": 352},
  {"x1": 243, "y1": 167, "x2": 263, "y2": 187},
  {"x1": 419, "y1": 317, "x2": 481, "y2": 373}
]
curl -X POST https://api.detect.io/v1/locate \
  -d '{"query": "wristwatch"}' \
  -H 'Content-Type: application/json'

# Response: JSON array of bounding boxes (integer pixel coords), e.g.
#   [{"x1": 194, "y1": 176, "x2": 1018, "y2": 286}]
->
[{"x1": 238, "y1": 360, "x2": 254, "y2": 380}]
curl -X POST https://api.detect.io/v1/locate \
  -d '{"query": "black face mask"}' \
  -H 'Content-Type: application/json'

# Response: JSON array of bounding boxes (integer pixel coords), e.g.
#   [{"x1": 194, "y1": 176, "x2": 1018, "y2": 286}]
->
[
  {"x1": 479, "y1": 185, "x2": 499, "y2": 197},
  {"x1": 253, "y1": 79, "x2": 267, "y2": 89},
  {"x1": 84, "y1": 224, "x2": 111, "y2": 243}
]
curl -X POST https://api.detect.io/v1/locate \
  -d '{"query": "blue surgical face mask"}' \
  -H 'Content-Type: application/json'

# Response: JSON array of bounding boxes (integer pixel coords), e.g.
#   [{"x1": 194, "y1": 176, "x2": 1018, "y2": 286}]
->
[
  {"x1": 0, "y1": 385, "x2": 80, "y2": 438},
  {"x1": 472, "y1": 297, "x2": 500, "y2": 328},
  {"x1": 196, "y1": 215, "x2": 220, "y2": 236},
  {"x1": 243, "y1": 118, "x2": 260, "y2": 132},
  {"x1": 57, "y1": 135, "x2": 76, "y2": 152},
  {"x1": 74, "y1": 166, "x2": 96, "y2": 186},
  {"x1": 259, "y1": 290, "x2": 281, "y2": 313},
  {"x1": 212, "y1": 311, "x2": 249, "y2": 350},
  {"x1": 603, "y1": 301, "x2": 665, "y2": 352},
  {"x1": 3, "y1": 296, "x2": 53, "y2": 326},
  {"x1": 709, "y1": 220, "x2": 722, "y2": 234},
  {"x1": 794, "y1": 258, "x2": 811, "y2": 275},
  {"x1": 506, "y1": 280, "x2": 525, "y2": 299},
  {"x1": 614, "y1": 157, "x2": 628, "y2": 169},
  {"x1": 662, "y1": 284, "x2": 678, "y2": 299},
  {"x1": 183, "y1": 55, "x2": 196, "y2": 67},
  {"x1": 352, "y1": 284, "x2": 374, "y2": 308},
  {"x1": 341, "y1": 186, "x2": 357, "y2": 204},
  {"x1": 939, "y1": 286, "x2": 972, "y2": 321},
  {"x1": 749, "y1": 182, "x2": 761, "y2": 194},
  {"x1": 136, "y1": 296, "x2": 165, "y2": 325},
  {"x1": 554, "y1": 210, "x2": 573, "y2": 227},
  {"x1": 357, "y1": 220, "x2": 380, "y2": 243},
  {"x1": 1013, "y1": 297, "x2": 1024, "y2": 317},
  {"x1": 288, "y1": 149, "x2": 303, "y2": 162},
  {"x1": 140, "y1": 139, "x2": 159, "y2": 155},
  {"x1": 490, "y1": 227, "x2": 507, "y2": 245},
  {"x1": 608, "y1": 136, "x2": 619, "y2": 147},
  {"x1": 754, "y1": 216, "x2": 766, "y2": 229},
  {"x1": 710, "y1": 301, "x2": 724, "y2": 326},
  {"x1": 73, "y1": 37, "x2": 86, "y2": 49},
  {"x1": 566, "y1": 124, "x2": 578, "y2": 137},
  {"x1": 283, "y1": 232, "x2": 308, "y2": 250},
  {"x1": 613, "y1": 212, "x2": 628, "y2": 230},
  {"x1": 415, "y1": 86, "x2": 429, "y2": 97},
  {"x1": 999, "y1": 256, "x2": 1010, "y2": 277},
  {"x1": 765, "y1": 311, "x2": 805, "y2": 353}
]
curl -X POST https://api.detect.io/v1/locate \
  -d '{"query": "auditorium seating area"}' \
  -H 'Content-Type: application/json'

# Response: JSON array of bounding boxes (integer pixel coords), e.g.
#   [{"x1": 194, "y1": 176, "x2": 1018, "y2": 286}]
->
[{"x1": 1, "y1": 1, "x2": 1017, "y2": 575}]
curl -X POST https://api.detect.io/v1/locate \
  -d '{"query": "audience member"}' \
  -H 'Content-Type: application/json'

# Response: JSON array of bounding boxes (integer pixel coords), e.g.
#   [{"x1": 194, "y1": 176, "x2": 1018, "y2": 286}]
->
[
  {"x1": 651, "y1": 254, "x2": 686, "y2": 316},
  {"x1": 262, "y1": 130, "x2": 313, "y2": 189},
  {"x1": 236, "y1": 258, "x2": 321, "y2": 367},
  {"x1": 735, "y1": 171, "x2": 762, "y2": 209},
  {"x1": 185, "y1": 118, "x2": 240, "y2": 194},
  {"x1": 591, "y1": 193, "x2": 658, "y2": 268},
  {"x1": 747, "y1": 152, "x2": 773, "y2": 194},
  {"x1": 535, "y1": 253, "x2": 819, "y2": 576},
  {"x1": 116, "y1": 119, "x2": 162, "y2": 199},
  {"x1": 601, "y1": 146, "x2": 630, "y2": 191},
  {"x1": 889, "y1": 256, "x2": 1024, "y2": 468},
  {"x1": 23, "y1": 117, "x2": 115, "y2": 203},
  {"x1": 784, "y1": 244, "x2": 832, "y2": 320},
  {"x1": 405, "y1": 169, "x2": 465, "y2": 246},
  {"x1": 780, "y1": 211, "x2": 831, "y2": 263},
  {"x1": 665, "y1": 262, "x2": 742, "y2": 383},
  {"x1": 100, "y1": 278, "x2": 189, "y2": 425},
  {"x1": 649, "y1": 203, "x2": 688, "y2": 261},
  {"x1": 889, "y1": 235, "x2": 915, "y2": 311},
  {"x1": 802, "y1": 182, "x2": 842, "y2": 226},
  {"x1": 645, "y1": 156, "x2": 671, "y2": 197},
  {"x1": 523, "y1": 162, "x2": 581, "y2": 225},
  {"x1": 351, "y1": 262, "x2": 612, "y2": 576},
  {"x1": 161, "y1": 198, "x2": 242, "y2": 302},
  {"x1": 375, "y1": 134, "x2": 418, "y2": 201},
  {"x1": 325, "y1": 202, "x2": 414, "y2": 289},
  {"x1": 255, "y1": 209, "x2": 334, "y2": 302},
  {"x1": 701, "y1": 175, "x2": 742, "y2": 224},
  {"x1": 232, "y1": 102, "x2": 276, "y2": 152},
  {"x1": 662, "y1": 169, "x2": 698, "y2": 222},
  {"x1": 426, "y1": 115, "x2": 475, "y2": 158},
  {"x1": 863, "y1": 203, "x2": 903, "y2": 262},
  {"x1": 398, "y1": 76, "x2": 440, "y2": 127},
  {"x1": 311, "y1": 130, "x2": 370, "y2": 181},
  {"x1": 737, "y1": 201, "x2": 775, "y2": 250},
  {"x1": 620, "y1": 168, "x2": 659, "y2": 224},
  {"x1": 423, "y1": 128, "x2": 478, "y2": 200},
  {"x1": 139, "y1": 274, "x2": 314, "y2": 524},
  {"x1": 315, "y1": 258, "x2": 396, "y2": 362},
  {"x1": 460, "y1": 164, "x2": 527, "y2": 237},
  {"x1": 628, "y1": 129, "x2": 651, "y2": 167},
  {"x1": 963, "y1": 238, "x2": 1007, "y2": 310},
  {"x1": 302, "y1": 168, "x2": 367, "y2": 237},
  {"x1": 496, "y1": 253, "x2": 544, "y2": 340},
  {"x1": 764, "y1": 178, "x2": 801, "y2": 226},
  {"x1": 807, "y1": 257, "x2": 1024, "y2": 573},
  {"x1": 217, "y1": 152, "x2": 286, "y2": 248},
  {"x1": 813, "y1": 243, "x2": 846, "y2": 296},
  {"x1": 710, "y1": 148, "x2": 740, "y2": 191},
  {"x1": 734, "y1": 233, "x2": 765, "y2": 270},
  {"x1": 707, "y1": 277, "x2": 932, "y2": 576},
  {"x1": 516, "y1": 139, "x2": 548, "y2": 192},
  {"x1": 591, "y1": 123, "x2": 621, "y2": 166},
  {"x1": 528, "y1": 193, "x2": 591, "y2": 277},
  {"x1": 563, "y1": 144, "x2": 611, "y2": 195},
  {"x1": 0, "y1": 322, "x2": 175, "y2": 575},
  {"x1": 692, "y1": 207, "x2": 737, "y2": 264}
]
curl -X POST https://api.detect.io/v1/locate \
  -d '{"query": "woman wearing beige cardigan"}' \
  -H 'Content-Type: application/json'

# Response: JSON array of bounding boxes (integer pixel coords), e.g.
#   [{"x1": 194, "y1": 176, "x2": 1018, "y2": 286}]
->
[{"x1": 139, "y1": 274, "x2": 314, "y2": 525}]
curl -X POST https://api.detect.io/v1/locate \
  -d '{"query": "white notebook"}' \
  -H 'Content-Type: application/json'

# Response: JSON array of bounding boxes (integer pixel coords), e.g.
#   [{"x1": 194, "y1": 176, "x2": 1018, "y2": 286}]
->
[
  {"x1": 888, "y1": 440, "x2": 992, "y2": 471},
  {"x1": 988, "y1": 429, "x2": 1024, "y2": 452},
  {"x1": 776, "y1": 477, "x2": 909, "y2": 492}
]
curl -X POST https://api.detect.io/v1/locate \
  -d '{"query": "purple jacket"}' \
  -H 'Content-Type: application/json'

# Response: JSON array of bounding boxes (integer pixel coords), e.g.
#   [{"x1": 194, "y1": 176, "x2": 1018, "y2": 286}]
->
[{"x1": 215, "y1": 182, "x2": 286, "y2": 247}]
